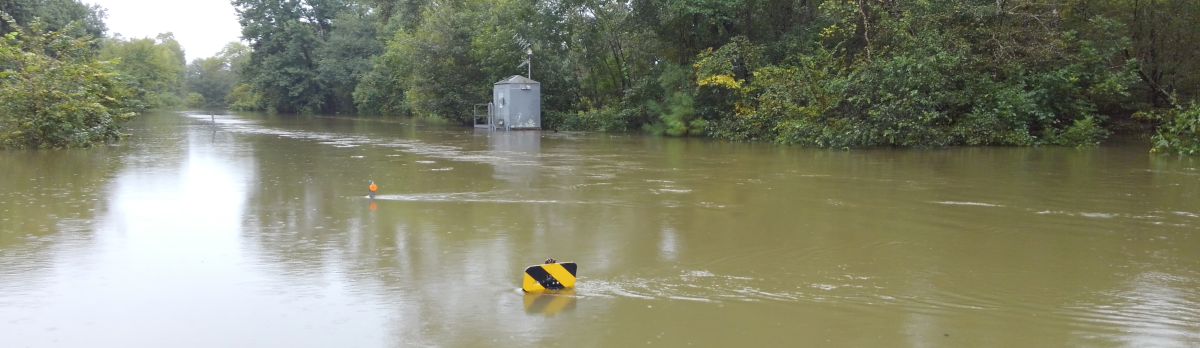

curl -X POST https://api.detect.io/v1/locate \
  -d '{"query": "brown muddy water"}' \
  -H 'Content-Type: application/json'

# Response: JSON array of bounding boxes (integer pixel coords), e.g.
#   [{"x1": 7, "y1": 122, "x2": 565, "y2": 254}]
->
[{"x1": 2, "y1": 111, "x2": 1199, "y2": 347}]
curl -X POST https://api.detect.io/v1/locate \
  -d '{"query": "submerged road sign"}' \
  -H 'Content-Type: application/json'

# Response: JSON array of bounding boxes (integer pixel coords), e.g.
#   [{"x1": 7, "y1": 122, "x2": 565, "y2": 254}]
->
[{"x1": 522, "y1": 262, "x2": 577, "y2": 292}]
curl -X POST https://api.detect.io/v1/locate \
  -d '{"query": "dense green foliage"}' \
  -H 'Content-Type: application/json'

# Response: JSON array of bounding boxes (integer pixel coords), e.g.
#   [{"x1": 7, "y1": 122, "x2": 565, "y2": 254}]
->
[
  {"x1": 187, "y1": 42, "x2": 249, "y2": 108},
  {"x1": 5, "y1": 0, "x2": 1193, "y2": 150},
  {"x1": 220, "y1": 0, "x2": 1200, "y2": 151},
  {"x1": 1081, "y1": 0, "x2": 1200, "y2": 110},
  {"x1": 0, "y1": 0, "x2": 105, "y2": 39},
  {"x1": 0, "y1": 19, "x2": 133, "y2": 148},
  {"x1": 228, "y1": 0, "x2": 381, "y2": 113},
  {"x1": 99, "y1": 33, "x2": 188, "y2": 109},
  {"x1": 1140, "y1": 102, "x2": 1200, "y2": 155},
  {"x1": 693, "y1": 1, "x2": 1130, "y2": 147},
  {"x1": 1, "y1": 2, "x2": 194, "y2": 149}
]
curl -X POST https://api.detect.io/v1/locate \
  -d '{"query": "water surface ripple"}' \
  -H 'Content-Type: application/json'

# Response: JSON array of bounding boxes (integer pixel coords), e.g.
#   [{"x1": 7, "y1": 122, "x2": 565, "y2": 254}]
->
[{"x1": 1, "y1": 111, "x2": 1198, "y2": 347}]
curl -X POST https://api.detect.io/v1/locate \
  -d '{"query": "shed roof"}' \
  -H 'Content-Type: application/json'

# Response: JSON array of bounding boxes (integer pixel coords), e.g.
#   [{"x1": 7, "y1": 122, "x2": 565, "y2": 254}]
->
[{"x1": 495, "y1": 75, "x2": 540, "y2": 85}]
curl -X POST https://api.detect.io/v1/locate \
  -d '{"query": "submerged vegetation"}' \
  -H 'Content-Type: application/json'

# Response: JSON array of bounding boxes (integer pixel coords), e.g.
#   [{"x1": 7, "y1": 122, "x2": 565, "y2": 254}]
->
[{"x1": 1140, "y1": 102, "x2": 1200, "y2": 155}]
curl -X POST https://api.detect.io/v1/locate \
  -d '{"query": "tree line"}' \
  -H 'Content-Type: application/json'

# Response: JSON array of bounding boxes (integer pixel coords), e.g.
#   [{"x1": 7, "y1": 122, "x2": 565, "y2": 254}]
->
[
  {"x1": 213, "y1": 0, "x2": 1197, "y2": 152},
  {"x1": 1, "y1": 0, "x2": 195, "y2": 148},
  {"x1": 4, "y1": 0, "x2": 1199, "y2": 153}
]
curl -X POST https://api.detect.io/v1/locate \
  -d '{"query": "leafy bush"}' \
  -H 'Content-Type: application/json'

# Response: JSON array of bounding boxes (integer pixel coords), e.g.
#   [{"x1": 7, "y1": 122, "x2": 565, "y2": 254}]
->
[
  {"x1": 549, "y1": 107, "x2": 641, "y2": 132},
  {"x1": 1140, "y1": 102, "x2": 1200, "y2": 155},
  {"x1": 1045, "y1": 116, "x2": 1110, "y2": 147},
  {"x1": 692, "y1": 1, "x2": 1127, "y2": 148},
  {"x1": 0, "y1": 19, "x2": 134, "y2": 149},
  {"x1": 644, "y1": 91, "x2": 707, "y2": 136},
  {"x1": 184, "y1": 93, "x2": 206, "y2": 108},
  {"x1": 225, "y1": 83, "x2": 261, "y2": 111}
]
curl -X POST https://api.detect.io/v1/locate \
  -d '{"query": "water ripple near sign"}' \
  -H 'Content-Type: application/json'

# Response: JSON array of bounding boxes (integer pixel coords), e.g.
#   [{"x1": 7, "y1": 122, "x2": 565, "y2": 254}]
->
[
  {"x1": 576, "y1": 269, "x2": 883, "y2": 305},
  {"x1": 371, "y1": 192, "x2": 575, "y2": 205},
  {"x1": 930, "y1": 201, "x2": 1005, "y2": 207}
]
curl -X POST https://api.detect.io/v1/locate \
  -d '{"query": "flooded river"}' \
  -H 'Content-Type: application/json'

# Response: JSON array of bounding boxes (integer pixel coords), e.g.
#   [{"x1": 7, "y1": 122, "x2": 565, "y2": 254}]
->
[{"x1": 2, "y1": 111, "x2": 1199, "y2": 347}]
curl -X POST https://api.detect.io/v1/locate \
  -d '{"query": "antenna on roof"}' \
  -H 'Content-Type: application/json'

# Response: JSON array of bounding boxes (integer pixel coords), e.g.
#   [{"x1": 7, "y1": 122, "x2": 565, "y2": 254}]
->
[{"x1": 514, "y1": 34, "x2": 532, "y2": 79}]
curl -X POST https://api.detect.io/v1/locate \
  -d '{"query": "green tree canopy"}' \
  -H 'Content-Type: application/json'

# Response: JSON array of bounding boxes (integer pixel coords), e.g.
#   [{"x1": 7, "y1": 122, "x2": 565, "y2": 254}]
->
[
  {"x1": 0, "y1": 18, "x2": 133, "y2": 149},
  {"x1": 100, "y1": 33, "x2": 187, "y2": 109},
  {"x1": 1, "y1": 0, "x2": 106, "y2": 39},
  {"x1": 186, "y1": 42, "x2": 250, "y2": 108},
  {"x1": 225, "y1": 0, "x2": 1200, "y2": 152},
  {"x1": 232, "y1": 0, "x2": 347, "y2": 113}
]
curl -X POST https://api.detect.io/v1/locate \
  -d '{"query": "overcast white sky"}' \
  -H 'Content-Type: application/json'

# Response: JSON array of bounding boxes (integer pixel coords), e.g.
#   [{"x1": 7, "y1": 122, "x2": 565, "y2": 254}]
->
[{"x1": 89, "y1": 0, "x2": 243, "y2": 60}]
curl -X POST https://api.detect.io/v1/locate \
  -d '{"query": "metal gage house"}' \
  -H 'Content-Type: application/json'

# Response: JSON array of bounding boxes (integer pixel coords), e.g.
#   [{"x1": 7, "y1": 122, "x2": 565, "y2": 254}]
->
[{"x1": 491, "y1": 75, "x2": 541, "y2": 130}]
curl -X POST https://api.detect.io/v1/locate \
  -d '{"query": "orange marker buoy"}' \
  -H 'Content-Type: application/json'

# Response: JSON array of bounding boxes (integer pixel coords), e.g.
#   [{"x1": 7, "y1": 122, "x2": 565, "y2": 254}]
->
[{"x1": 368, "y1": 180, "x2": 377, "y2": 198}]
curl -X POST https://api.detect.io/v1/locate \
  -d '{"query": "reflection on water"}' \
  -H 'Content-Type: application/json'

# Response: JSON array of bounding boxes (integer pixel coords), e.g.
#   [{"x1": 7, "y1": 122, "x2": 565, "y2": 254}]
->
[
  {"x1": 523, "y1": 289, "x2": 578, "y2": 317},
  {"x1": 483, "y1": 130, "x2": 541, "y2": 188},
  {"x1": 2, "y1": 111, "x2": 1200, "y2": 347},
  {"x1": 1072, "y1": 271, "x2": 1200, "y2": 348}
]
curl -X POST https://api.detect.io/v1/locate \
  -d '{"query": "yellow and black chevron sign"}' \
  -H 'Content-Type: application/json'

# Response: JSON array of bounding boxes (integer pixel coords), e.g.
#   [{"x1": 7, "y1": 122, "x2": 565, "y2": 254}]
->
[{"x1": 522, "y1": 262, "x2": 577, "y2": 292}]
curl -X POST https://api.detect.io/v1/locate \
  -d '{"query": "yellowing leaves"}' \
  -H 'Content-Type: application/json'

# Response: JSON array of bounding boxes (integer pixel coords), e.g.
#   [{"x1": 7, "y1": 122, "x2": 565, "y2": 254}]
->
[{"x1": 698, "y1": 74, "x2": 741, "y2": 89}]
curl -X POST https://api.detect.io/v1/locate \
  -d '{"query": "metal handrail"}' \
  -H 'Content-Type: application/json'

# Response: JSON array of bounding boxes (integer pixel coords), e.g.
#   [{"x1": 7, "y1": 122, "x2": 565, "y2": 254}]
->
[{"x1": 473, "y1": 103, "x2": 495, "y2": 130}]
